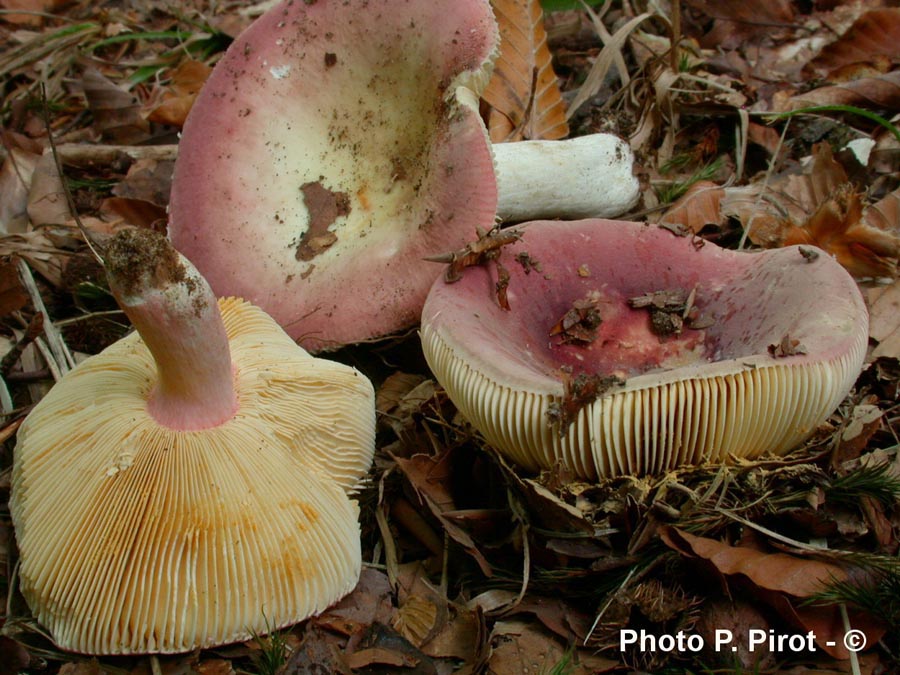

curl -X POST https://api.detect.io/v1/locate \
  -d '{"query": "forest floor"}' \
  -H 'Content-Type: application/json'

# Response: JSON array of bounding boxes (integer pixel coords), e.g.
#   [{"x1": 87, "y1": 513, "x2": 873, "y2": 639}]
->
[{"x1": 1, "y1": 0, "x2": 899, "y2": 673}]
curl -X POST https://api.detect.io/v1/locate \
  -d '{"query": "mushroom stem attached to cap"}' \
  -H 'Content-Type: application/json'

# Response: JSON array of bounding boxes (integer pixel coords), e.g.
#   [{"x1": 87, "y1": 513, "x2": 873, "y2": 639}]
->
[
  {"x1": 11, "y1": 226, "x2": 376, "y2": 654},
  {"x1": 105, "y1": 228, "x2": 238, "y2": 431},
  {"x1": 493, "y1": 134, "x2": 640, "y2": 222}
]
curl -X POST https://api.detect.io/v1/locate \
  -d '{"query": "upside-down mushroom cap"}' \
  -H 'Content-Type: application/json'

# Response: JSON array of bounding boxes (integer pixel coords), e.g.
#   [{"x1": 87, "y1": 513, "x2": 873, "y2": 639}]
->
[
  {"x1": 169, "y1": 0, "x2": 499, "y2": 351},
  {"x1": 420, "y1": 219, "x2": 868, "y2": 479},
  {"x1": 10, "y1": 229, "x2": 375, "y2": 654}
]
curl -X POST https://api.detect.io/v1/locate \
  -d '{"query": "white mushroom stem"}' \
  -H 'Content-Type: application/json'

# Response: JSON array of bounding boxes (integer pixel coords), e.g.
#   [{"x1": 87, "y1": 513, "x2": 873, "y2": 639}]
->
[
  {"x1": 493, "y1": 133, "x2": 639, "y2": 222},
  {"x1": 105, "y1": 229, "x2": 238, "y2": 431}
]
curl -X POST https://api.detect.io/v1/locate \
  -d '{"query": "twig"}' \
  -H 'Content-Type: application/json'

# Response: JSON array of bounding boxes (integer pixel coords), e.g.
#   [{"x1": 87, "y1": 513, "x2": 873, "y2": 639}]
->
[
  {"x1": 16, "y1": 258, "x2": 74, "y2": 376},
  {"x1": 738, "y1": 118, "x2": 791, "y2": 249},
  {"x1": 0, "y1": 313, "x2": 44, "y2": 377},
  {"x1": 584, "y1": 567, "x2": 636, "y2": 645},
  {"x1": 840, "y1": 603, "x2": 862, "y2": 675},
  {"x1": 41, "y1": 82, "x2": 106, "y2": 265},
  {"x1": 669, "y1": 0, "x2": 681, "y2": 74},
  {"x1": 54, "y1": 143, "x2": 178, "y2": 165}
]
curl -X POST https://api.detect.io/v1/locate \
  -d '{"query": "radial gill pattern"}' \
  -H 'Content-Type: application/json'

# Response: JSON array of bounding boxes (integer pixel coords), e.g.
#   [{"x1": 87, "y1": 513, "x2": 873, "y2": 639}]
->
[
  {"x1": 422, "y1": 324, "x2": 867, "y2": 481},
  {"x1": 10, "y1": 298, "x2": 373, "y2": 654}
]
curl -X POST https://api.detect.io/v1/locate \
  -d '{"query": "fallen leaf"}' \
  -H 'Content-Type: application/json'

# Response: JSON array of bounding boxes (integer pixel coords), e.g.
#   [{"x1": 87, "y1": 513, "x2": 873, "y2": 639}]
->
[
  {"x1": 394, "y1": 451, "x2": 493, "y2": 576},
  {"x1": 834, "y1": 403, "x2": 883, "y2": 465},
  {"x1": 806, "y1": 9, "x2": 900, "y2": 80},
  {"x1": 99, "y1": 197, "x2": 167, "y2": 230},
  {"x1": 81, "y1": 67, "x2": 150, "y2": 144},
  {"x1": 783, "y1": 71, "x2": 900, "y2": 111},
  {"x1": 660, "y1": 527, "x2": 848, "y2": 595},
  {"x1": 346, "y1": 622, "x2": 436, "y2": 675},
  {"x1": 319, "y1": 567, "x2": 395, "y2": 630},
  {"x1": 686, "y1": 0, "x2": 795, "y2": 50},
  {"x1": 482, "y1": 0, "x2": 568, "y2": 141},
  {"x1": 280, "y1": 624, "x2": 350, "y2": 675},
  {"x1": 723, "y1": 144, "x2": 900, "y2": 278},
  {"x1": 0, "y1": 145, "x2": 41, "y2": 233},
  {"x1": 192, "y1": 660, "x2": 234, "y2": 675},
  {"x1": 0, "y1": 259, "x2": 30, "y2": 320},
  {"x1": 58, "y1": 661, "x2": 105, "y2": 675},
  {"x1": 26, "y1": 151, "x2": 71, "y2": 226},
  {"x1": 660, "y1": 526, "x2": 887, "y2": 658},
  {"x1": 0, "y1": 0, "x2": 67, "y2": 26},
  {"x1": 867, "y1": 280, "x2": 900, "y2": 359},
  {"x1": 487, "y1": 620, "x2": 602, "y2": 675},
  {"x1": 147, "y1": 60, "x2": 213, "y2": 127},
  {"x1": 658, "y1": 180, "x2": 726, "y2": 233}
]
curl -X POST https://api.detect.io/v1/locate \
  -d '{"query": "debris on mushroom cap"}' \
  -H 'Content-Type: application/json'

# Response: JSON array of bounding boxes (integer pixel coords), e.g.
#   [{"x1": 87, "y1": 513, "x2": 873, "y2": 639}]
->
[
  {"x1": 420, "y1": 219, "x2": 869, "y2": 480},
  {"x1": 168, "y1": 0, "x2": 500, "y2": 351},
  {"x1": 10, "y1": 229, "x2": 375, "y2": 654}
]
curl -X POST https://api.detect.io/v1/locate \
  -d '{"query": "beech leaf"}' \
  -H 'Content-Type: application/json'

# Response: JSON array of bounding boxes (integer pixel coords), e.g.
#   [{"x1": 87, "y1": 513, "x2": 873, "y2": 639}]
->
[{"x1": 483, "y1": 0, "x2": 568, "y2": 142}]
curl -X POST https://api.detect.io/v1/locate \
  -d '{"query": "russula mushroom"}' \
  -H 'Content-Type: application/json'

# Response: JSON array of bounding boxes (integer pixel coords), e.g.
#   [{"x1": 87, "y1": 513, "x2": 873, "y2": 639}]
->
[
  {"x1": 10, "y1": 228, "x2": 375, "y2": 654},
  {"x1": 168, "y1": 0, "x2": 500, "y2": 351},
  {"x1": 420, "y1": 219, "x2": 868, "y2": 480},
  {"x1": 494, "y1": 134, "x2": 639, "y2": 222},
  {"x1": 168, "y1": 0, "x2": 639, "y2": 351}
]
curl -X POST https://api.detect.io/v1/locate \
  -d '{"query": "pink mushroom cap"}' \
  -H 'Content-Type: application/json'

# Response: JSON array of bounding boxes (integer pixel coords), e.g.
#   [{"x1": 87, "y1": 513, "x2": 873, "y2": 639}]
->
[
  {"x1": 169, "y1": 0, "x2": 499, "y2": 351},
  {"x1": 421, "y1": 219, "x2": 869, "y2": 479}
]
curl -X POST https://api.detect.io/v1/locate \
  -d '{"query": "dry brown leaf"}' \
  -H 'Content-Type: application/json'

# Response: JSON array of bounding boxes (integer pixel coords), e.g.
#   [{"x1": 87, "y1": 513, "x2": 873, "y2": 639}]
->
[
  {"x1": 686, "y1": 0, "x2": 795, "y2": 50},
  {"x1": 783, "y1": 70, "x2": 900, "y2": 112},
  {"x1": 393, "y1": 451, "x2": 493, "y2": 576},
  {"x1": 0, "y1": 146, "x2": 40, "y2": 234},
  {"x1": 660, "y1": 526, "x2": 887, "y2": 659},
  {"x1": 112, "y1": 158, "x2": 175, "y2": 206},
  {"x1": 487, "y1": 620, "x2": 573, "y2": 675},
  {"x1": 147, "y1": 60, "x2": 212, "y2": 128},
  {"x1": 0, "y1": 259, "x2": 30, "y2": 320},
  {"x1": 661, "y1": 526, "x2": 846, "y2": 597},
  {"x1": 26, "y1": 151, "x2": 71, "y2": 227},
  {"x1": 482, "y1": 0, "x2": 568, "y2": 142},
  {"x1": 421, "y1": 607, "x2": 485, "y2": 661},
  {"x1": 344, "y1": 647, "x2": 419, "y2": 670},
  {"x1": 319, "y1": 567, "x2": 395, "y2": 632},
  {"x1": 834, "y1": 403, "x2": 883, "y2": 465},
  {"x1": 81, "y1": 67, "x2": 150, "y2": 144},
  {"x1": 192, "y1": 660, "x2": 234, "y2": 675},
  {"x1": 376, "y1": 372, "x2": 426, "y2": 415},
  {"x1": 394, "y1": 595, "x2": 441, "y2": 649},
  {"x1": 658, "y1": 180, "x2": 726, "y2": 233},
  {"x1": 280, "y1": 624, "x2": 351, "y2": 675},
  {"x1": 723, "y1": 144, "x2": 900, "y2": 278},
  {"x1": 806, "y1": 9, "x2": 900, "y2": 80},
  {"x1": 867, "y1": 280, "x2": 900, "y2": 360},
  {"x1": 0, "y1": 0, "x2": 68, "y2": 26},
  {"x1": 58, "y1": 661, "x2": 105, "y2": 675}
]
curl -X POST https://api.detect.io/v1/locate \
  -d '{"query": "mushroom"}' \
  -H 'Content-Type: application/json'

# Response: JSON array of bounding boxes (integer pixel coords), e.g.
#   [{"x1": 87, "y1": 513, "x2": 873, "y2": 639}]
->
[
  {"x1": 10, "y1": 228, "x2": 375, "y2": 654},
  {"x1": 420, "y1": 219, "x2": 868, "y2": 479},
  {"x1": 167, "y1": 0, "x2": 638, "y2": 351},
  {"x1": 168, "y1": 0, "x2": 500, "y2": 352}
]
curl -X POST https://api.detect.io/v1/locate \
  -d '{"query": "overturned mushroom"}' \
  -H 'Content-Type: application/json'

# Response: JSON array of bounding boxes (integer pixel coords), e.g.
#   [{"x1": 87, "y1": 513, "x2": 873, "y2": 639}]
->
[
  {"x1": 420, "y1": 219, "x2": 868, "y2": 479},
  {"x1": 167, "y1": 0, "x2": 638, "y2": 350},
  {"x1": 10, "y1": 229, "x2": 375, "y2": 654},
  {"x1": 168, "y1": 0, "x2": 500, "y2": 351}
]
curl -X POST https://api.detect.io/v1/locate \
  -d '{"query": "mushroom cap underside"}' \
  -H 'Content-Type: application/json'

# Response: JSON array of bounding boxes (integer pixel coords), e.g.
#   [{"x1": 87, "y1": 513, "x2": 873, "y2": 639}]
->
[
  {"x1": 169, "y1": 0, "x2": 499, "y2": 351},
  {"x1": 11, "y1": 297, "x2": 374, "y2": 654},
  {"x1": 421, "y1": 219, "x2": 869, "y2": 479}
]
